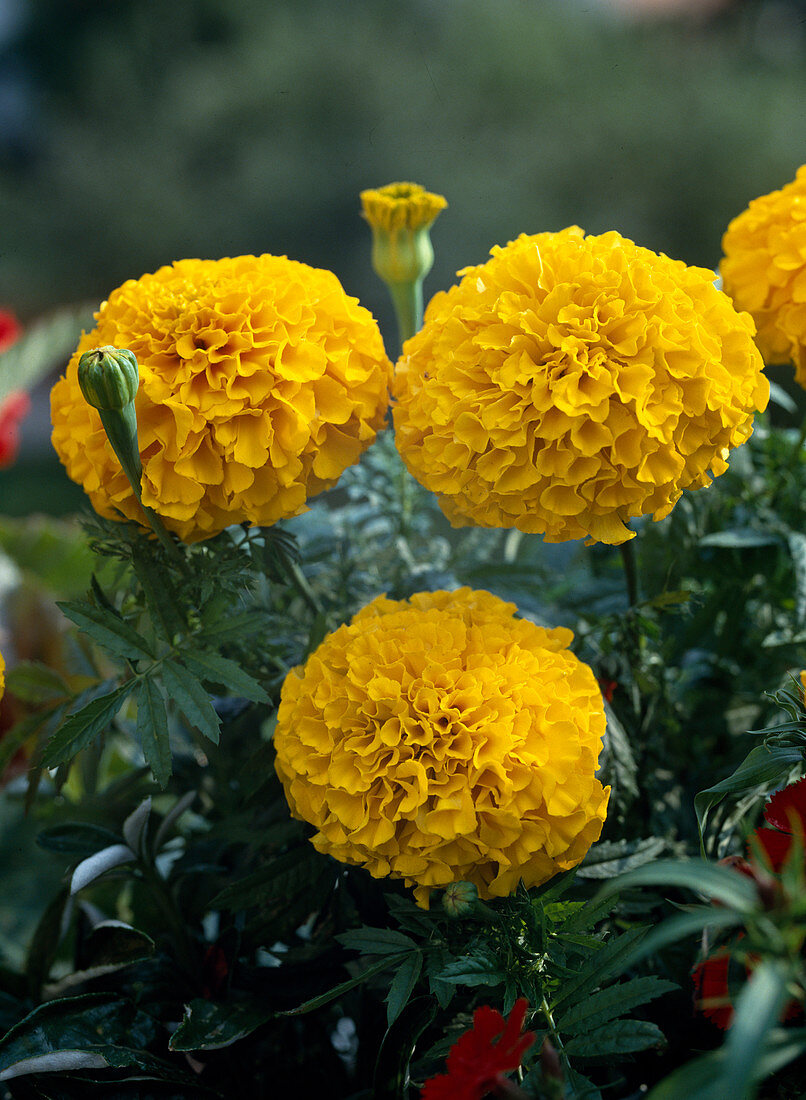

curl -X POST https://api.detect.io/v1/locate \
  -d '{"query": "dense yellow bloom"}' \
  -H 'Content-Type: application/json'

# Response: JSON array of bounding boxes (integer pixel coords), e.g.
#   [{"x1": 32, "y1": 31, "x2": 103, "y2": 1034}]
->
[
  {"x1": 395, "y1": 228, "x2": 767, "y2": 545},
  {"x1": 721, "y1": 166, "x2": 806, "y2": 385},
  {"x1": 51, "y1": 256, "x2": 391, "y2": 542},
  {"x1": 360, "y1": 182, "x2": 447, "y2": 233},
  {"x1": 274, "y1": 588, "x2": 610, "y2": 906},
  {"x1": 0, "y1": 651, "x2": 4, "y2": 702}
]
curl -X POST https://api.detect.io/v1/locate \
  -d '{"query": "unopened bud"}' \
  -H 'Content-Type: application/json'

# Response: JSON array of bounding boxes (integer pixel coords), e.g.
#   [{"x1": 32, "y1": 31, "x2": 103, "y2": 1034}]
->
[
  {"x1": 77, "y1": 346, "x2": 139, "y2": 411},
  {"x1": 442, "y1": 880, "x2": 478, "y2": 917}
]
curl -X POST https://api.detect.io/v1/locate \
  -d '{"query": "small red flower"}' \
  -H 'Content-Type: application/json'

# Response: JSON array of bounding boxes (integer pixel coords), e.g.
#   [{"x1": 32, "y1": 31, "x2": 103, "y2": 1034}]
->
[
  {"x1": 692, "y1": 950, "x2": 739, "y2": 1030},
  {"x1": 0, "y1": 391, "x2": 31, "y2": 468},
  {"x1": 0, "y1": 309, "x2": 21, "y2": 353},
  {"x1": 597, "y1": 678, "x2": 617, "y2": 703},
  {"x1": 751, "y1": 775, "x2": 806, "y2": 874},
  {"x1": 421, "y1": 999, "x2": 535, "y2": 1100}
]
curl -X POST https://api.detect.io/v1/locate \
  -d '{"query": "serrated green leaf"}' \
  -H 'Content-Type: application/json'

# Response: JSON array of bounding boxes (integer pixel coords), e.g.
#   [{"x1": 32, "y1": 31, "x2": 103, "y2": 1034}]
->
[
  {"x1": 336, "y1": 927, "x2": 418, "y2": 956},
  {"x1": 41, "y1": 685, "x2": 133, "y2": 768},
  {"x1": 58, "y1": 600, "x2": 154, "y2": 661},
  {"x1": 385, "y1": 951, "x2": 422, "y2": 1027},
  {"x1": 5, "y1": 663, "x2": 70, "y2": 705},
  {"x1": 564, "y1": 1018, "x2": 665, "y2": 1058},
  {"x1": 281, "y1": 956, "x2": 396, "y2": 1016},
  {"x1": 135, "y1": 678, "x2": 171, "y2": 788},
  {"x1": 595, "y1": 859, "x2": 760, "y2": 912},
  {"x1": 180, "y1": 650, "x2": 269, "y2": 704},
  {"x1": 558, "y1": 976, "x2": 677, "y2": 1034},
  {"x1": 438, "y1": 955, "x2": 505, "y2": 988},
  {"x1": 551, "y1": 927, "x2": 647, "y2": 1009},
  {"x1": 161, "y1": 661, "x2": 220, "y2": 745},
  {"x1": 695, "y1": 746, "x2": 804, "y2": 845}
]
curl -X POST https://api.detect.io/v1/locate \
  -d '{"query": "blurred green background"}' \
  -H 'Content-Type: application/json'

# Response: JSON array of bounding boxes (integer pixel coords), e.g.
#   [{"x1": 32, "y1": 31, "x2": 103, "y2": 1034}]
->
[{"x1": 1, "y1": 0, "x2": 806, "y2": 512}]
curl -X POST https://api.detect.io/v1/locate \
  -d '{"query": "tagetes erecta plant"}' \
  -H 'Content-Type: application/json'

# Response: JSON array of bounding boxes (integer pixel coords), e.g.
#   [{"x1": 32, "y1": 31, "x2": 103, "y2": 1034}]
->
[
  {"x1": 420, "y1": 998, "x2": 535, "y2": 1100},
  {"x1": 51, "y1": 256, "x2": 391, "y2": 542},
  {"x1": 394, "y1": 227, "x2": 767, "y2": 545},
  {"x1": 273, "y1": 587, "x2": 610, "y2": 906},
  {"x1": 721, "y1": 165, "x2": 806, "y2": 384}
]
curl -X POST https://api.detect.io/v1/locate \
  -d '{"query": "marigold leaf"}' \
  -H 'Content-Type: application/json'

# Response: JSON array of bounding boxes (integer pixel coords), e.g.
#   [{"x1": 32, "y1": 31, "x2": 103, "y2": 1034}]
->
[
  {"x1": 180, "y1": 650, "x2": 269, "y2": 704},
  {"x1": 564, "y1": 1018, "x2": 665, "y2": 1058},
  {"x1": 336, "y1": 927, "x2": 418, "y2": 956},
  {"x1": 36, "y1": 823, "x2": 123, "y2": 857},
  {"x1": 281, "y1": 956, "x2": 396, "y2": 1016},
  {"x1": 551, "y1": 926, "x2": 647, "y2": 1009},
  {"x1": 438, "y1": 955, "x2": 505, "y2": 988},
  {"x1": 578, "y1": 837, "x2": 667, "y2": 880},
  {"x1": 41, "y1": 685, "x2": 133, "y2": 768},
  {"x1": 57, "y1": 600, "x2": 154, "y2": 661},
  {"x1": 385, "y1": 951, "x2": 423, "y2": 1027},
  {"x1": 558, "y1": 975, "x2": 677, "y2": 1034},
  {"x1": 161, "y1": 660, "x2": 221, "y2": 745},
  {"x1": 135, "y1": 678, "x2": 171, "y2": 789}
]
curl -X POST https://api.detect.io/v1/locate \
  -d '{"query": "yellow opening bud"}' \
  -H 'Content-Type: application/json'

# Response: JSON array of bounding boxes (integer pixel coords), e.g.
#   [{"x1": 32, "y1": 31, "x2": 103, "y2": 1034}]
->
[{"x1": 360, "y1": 182, "x2": 447, "y2": 347}]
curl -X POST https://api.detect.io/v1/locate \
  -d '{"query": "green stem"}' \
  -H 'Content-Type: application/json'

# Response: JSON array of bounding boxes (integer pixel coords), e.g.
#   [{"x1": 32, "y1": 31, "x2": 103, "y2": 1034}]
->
[
  {"x1": 288, "y1": 559, "x2": 324, "y2": 617},
  {"x1": 99, "y1": 407, "x2": 184, "y2": 567},
  {"x1": 388, "y1": 279, "x2": 424, "y2": 351},
  {"x1": 618, "y1": 538, "x2": 640, "y2": 608}
]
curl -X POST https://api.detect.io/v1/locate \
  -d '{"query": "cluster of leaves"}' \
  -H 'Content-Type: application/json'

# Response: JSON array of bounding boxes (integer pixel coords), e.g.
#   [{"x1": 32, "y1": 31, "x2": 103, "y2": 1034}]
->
[{"x1": 2, "y1": 406, "x2": 806, "y2": 1097}]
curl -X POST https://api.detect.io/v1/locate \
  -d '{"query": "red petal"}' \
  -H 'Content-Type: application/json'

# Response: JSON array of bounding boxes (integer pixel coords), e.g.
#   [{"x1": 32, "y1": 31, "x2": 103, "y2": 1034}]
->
[{"x1": 763, "y1": 777, "x2": 806, "y2": 836}]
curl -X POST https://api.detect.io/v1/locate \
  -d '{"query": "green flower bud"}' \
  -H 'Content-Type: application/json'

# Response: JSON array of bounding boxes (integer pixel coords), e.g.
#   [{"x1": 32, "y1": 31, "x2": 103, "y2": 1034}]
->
[
  {"x1": 442, "y1": 880, "x2": 478, "y2": 918},
  {"x1": 77, "y1": 346, "x2": 140, "y2": 411}
]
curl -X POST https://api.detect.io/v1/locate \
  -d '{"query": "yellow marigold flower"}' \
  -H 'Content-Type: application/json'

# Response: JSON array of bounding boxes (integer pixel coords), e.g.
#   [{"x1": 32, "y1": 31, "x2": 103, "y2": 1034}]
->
[
  {"x1": 721, "y1": 166, "x2": 806, "y2": 385},
  {"x1": 51, "y1": 256, "x2": 391, "y2": 542},
  {"x1": 799, "y1": 670, "x2": 806, "y2": 707},
  {"x1": 394, "y1": 228, "x2": 768, "y2": 545},
  {"x1": 360, "y1": 182, "x2": 447, "y2": 234},
  {"x1": 274, "y1": 587, "x2": 610, "y2": 907}
]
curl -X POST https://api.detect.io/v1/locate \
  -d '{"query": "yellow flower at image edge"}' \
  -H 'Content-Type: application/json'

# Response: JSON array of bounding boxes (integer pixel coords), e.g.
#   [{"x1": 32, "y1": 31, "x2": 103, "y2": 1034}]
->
[
  {"x1": 721, "y1": 165, "x2": 806, "y2": 384},
  {"x1": 273, "y1": 588, "x2": 610, "y2": 906},
  {"x1": 51, "y1": 256, "x2": 391, "y2": 542},
  {"x1": 394, "y1": 227, "x2": 767, "y2": 545},
  {"x1": 0, "y1": 651, "x2": 4, "y2": 702}
]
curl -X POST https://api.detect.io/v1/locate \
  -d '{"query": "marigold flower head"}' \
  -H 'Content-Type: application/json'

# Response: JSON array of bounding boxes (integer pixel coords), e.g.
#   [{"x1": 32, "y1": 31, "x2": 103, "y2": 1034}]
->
[
  {"x1": 394, "y1": 227, "x2": 767, "y2": 545},
  {"x1": 421, "y1": 998, "x2": 535, "y2": 1100},
  {"x1": 360, "y1": 182, "x2": 447, "y2": 234},
  {"x1": 274, "y1": 587, "x2": 610, "y2": 906},
  {"x1": 721, "y1": 166, "x2": 806, "y2": 384},
  {"x1": 50, "y1": 256, "x2": 391, "y2": 542}
]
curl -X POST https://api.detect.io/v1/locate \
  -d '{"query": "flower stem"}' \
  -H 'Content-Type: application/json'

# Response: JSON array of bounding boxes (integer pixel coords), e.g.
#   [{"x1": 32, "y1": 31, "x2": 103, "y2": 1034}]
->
[
  {"x1": 618, "y1": 538, "x2": 640, "y2": 608},
  {"x1": 389, "y1": 279, "x2": 424, "y2": 352}
]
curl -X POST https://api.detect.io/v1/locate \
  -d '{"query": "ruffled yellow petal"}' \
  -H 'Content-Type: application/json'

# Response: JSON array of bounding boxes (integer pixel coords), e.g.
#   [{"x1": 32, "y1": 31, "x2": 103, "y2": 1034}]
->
[
  {"x1": 273, "y1": 587, "x2": 610, "y2": 907},
  {"x1": 394, "y1": 227, "x2": 767, "y2": 545},
  {"x1": 51, "y1": 255, "x2": 391, "y2": 542}
]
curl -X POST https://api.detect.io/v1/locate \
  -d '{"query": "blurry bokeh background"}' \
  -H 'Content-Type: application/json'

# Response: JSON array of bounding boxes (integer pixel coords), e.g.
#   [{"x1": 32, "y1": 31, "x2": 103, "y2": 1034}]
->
[{"x1": 1, "y1": 0, "x2": 806, "y2": 512}]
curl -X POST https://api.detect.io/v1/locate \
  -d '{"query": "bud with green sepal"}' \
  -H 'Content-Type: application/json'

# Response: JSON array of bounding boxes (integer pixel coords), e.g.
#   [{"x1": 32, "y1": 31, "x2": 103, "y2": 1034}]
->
[
  {"x1": 441, "y1": 880, "x2": 479, "y2": 918},
  {"x1": 78, "y1": 346, "x2": 181, "y2": 561},
  {"x1": 360, "y1": 182, "x2": 447, "y2": 349}
]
